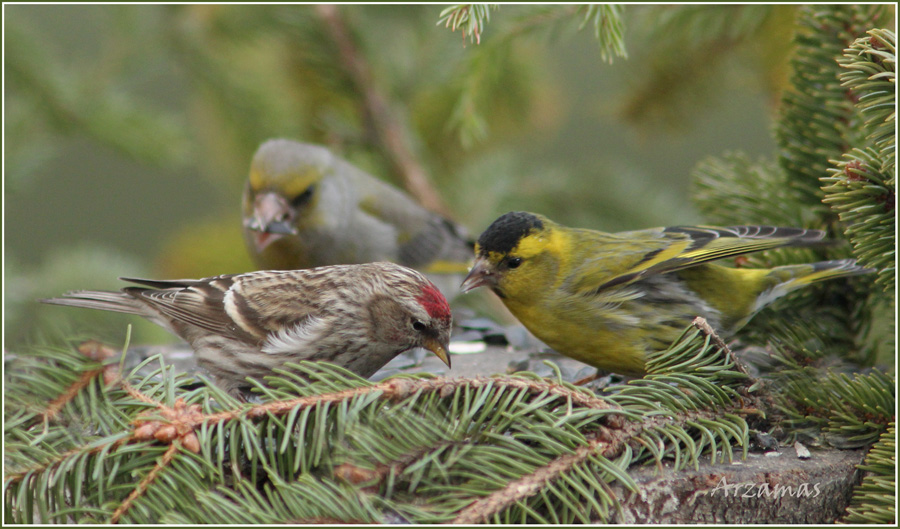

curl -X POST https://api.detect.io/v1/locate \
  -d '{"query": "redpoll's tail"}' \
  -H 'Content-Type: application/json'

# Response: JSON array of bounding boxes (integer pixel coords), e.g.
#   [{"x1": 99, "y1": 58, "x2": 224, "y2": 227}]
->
[{"x1": 40, "y1": 290, "x2": 147, "y2": 316}]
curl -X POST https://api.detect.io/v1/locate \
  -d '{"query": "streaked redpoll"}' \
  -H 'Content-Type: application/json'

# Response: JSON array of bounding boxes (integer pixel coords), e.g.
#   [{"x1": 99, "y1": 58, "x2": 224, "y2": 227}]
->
[{"x1": 42, "y1": 262, "x2": 452, "y2": 395}]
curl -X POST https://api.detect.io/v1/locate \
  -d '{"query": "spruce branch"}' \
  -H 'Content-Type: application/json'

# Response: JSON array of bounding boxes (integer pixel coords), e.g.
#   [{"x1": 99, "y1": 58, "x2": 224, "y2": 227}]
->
[
  {"x1": 822, "y1": 148, "x2": 895, "y2": 290},
  {"x1": 3, "y1": 316, "x2": 887, "y2": 523},
  {"x1": 5, "y1": 321, "x2": 767, "y2": 524},
  {"x1": 837, "y1": 28, "x2": 896, "y2": 174},
  {"x1": 42, "y1": 341, "x2": 120, "y2": 422},
  {"x1": 769, "y1": 360, "x2": 894, "y2": 449},
  {"x1": 578, "y1": 4, "x2": 627, "y2": 63},
  {"x1": 450, "y1": 431, "x2": 617, "y2": 524},
  {"x1": 7, "y1": 312, "x2": 887, "y2": 523},
  {"x1": 162, "y1": 475, "x2": 387, "y2": 524},
  {"x1": 821, "y1": 28, "x2": 896, "y2": 292},
  {"x1": 842, "y1": 423, "x2": 896, "y2": 524},
  {"x1": 776, "y1": 4, "x2": 890, "y2": 209},
  {"x1": 438, "y1": 4, "x2": 626, "y2": 63},
  {"x1": 110, "y1": 443, "x2": 180, "y2": 524},
  {"x1": 437, "y1": 4, "x2": 500, "y2": 45}
]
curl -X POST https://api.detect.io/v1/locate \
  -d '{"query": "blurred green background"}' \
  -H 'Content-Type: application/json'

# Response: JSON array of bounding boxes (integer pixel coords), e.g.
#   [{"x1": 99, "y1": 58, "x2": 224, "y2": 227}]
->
[{"x1": 5, "y1": 4, "x2": 799, "y2": 346}]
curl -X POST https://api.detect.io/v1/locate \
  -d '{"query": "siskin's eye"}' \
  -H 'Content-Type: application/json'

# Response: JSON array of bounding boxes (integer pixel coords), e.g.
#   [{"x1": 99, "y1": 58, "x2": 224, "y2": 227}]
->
[
  {"x1": 506, "y1": 257, "x2": 522, "y2": 269},
  {"x1": 412, "y1": 320, "x2": 427, "y2": 332}
]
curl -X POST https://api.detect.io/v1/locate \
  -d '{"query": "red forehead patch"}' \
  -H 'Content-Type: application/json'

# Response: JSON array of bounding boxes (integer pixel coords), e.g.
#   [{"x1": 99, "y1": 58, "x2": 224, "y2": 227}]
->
[{"x1": 416, "y1": 283, "x2": 451, "y2": 321}]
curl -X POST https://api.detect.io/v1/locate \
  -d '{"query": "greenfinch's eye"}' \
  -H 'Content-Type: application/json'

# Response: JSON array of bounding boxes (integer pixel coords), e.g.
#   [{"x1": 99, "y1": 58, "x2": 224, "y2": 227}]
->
[
  {"x1": 506, "y1": 257, "x2": 522, "y2": 269},
  {"x1": 291, "y1": 185, "x2": 316, "y2": 208}
]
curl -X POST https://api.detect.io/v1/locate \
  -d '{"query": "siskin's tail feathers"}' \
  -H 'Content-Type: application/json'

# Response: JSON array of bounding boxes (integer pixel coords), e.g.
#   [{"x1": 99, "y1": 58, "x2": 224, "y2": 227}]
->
[
  {"x1": 778, "y1": 258, "x2": 874, "y2": 285},
  {"x1": 754, "y1": 259, "x2": 873, "y2": 313}
]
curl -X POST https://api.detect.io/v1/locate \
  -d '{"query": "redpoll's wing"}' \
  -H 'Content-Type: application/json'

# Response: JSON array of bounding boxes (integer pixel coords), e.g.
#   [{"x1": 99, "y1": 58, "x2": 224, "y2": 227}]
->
[
  {"x1": 223, "y1": 271, "x2": 323, "y2": 334},
  {"x1": 574, "y1": 225, "x2": 828, "y2": 293},
  {"x1": 121, "y1": 276, "x2": 252, "y2": 339},
  {"x1": 119, "y1": 275, "x2": 235, "y2": 291}
]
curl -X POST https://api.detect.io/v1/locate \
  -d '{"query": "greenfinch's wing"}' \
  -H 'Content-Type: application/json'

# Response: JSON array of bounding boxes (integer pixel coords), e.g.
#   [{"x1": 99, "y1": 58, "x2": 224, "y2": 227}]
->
[
  {"x1": 571, "y1": 225, "x2": 826, "y2": 293},
  {"x1": 394, "y1": 216, "x2": 473, "y2": 273},
  {"x1": 352, "y1": 172, "x2": 473, "y2": 274}
]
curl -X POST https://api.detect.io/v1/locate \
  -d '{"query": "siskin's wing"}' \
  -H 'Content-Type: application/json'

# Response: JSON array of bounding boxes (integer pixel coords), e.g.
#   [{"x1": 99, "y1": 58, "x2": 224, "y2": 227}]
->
[{"x1": 570, "y1": 225, "x2": 828, "y2": 294}]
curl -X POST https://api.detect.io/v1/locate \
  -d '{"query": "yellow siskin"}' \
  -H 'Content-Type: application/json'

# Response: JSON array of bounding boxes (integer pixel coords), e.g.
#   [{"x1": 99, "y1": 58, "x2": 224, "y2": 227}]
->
[
  {"x1": 242, "y1": 139, "x2": 473, "y2": 279},
  {"x1": 460, "y1": 211, "x2": 873, "y2": 376}
]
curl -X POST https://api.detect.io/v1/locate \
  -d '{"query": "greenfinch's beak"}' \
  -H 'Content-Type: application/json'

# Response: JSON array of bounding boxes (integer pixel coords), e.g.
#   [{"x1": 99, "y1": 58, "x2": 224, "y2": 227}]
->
[
  {"x1": 261, "y1": 220, "x2": 298, "y2": 235},
  {"x1": 423, "y1": 337, "x2": 451, "y2": 368},
  {"x1": 245, "y1": 192, "x2": 298, "y2": 251},
  {"x1": 460, "y1": 256, "x2": 495, "y2": 293}
]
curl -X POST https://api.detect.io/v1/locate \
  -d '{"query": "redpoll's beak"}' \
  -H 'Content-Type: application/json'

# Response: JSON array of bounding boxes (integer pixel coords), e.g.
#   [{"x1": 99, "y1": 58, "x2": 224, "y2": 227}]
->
[
  {"x1": 460, "y1": 256, "x2": 495, "y2": 293},
  {"x1": 423, "y1": 337, "x2": 451, "y2": 368},
  {"x1": 245, "y1": 192, "x2": 298, "y2": 251}
]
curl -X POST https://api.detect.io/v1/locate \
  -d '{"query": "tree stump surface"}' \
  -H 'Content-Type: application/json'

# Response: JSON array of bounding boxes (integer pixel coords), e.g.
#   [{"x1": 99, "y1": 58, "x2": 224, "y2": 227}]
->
[{"x1": 606, "y1": 445, "x2": 864, "y2": 524}]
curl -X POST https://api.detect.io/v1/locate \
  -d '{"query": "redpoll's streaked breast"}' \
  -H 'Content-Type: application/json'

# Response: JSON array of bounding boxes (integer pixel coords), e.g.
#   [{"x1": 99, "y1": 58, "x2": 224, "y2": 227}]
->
[{"x1": 42, "y1": 262, "x2": 452, "y2": 395}]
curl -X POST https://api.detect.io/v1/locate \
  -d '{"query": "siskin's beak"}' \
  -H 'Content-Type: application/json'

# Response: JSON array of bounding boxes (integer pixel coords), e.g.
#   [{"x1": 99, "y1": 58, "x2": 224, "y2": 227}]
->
[
  {"x1": 244, "y1": 192, "x2": 298, "y2": 251},
  {"x1": 460, "y1": 256, "x2": 495, "y2": 293},
  {"x1": 423, "y1": 337, "x2": 451, "y2": 368}
]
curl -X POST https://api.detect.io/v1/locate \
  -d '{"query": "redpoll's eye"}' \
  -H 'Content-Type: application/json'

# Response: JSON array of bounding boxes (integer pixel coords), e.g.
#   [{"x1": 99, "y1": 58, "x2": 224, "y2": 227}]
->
[
  {"x1": 412, "y1": 320, "x2": 426, "y2": 332},
  {"x1": 506, "y1": 257, "x2": 522, "y2": 269}
]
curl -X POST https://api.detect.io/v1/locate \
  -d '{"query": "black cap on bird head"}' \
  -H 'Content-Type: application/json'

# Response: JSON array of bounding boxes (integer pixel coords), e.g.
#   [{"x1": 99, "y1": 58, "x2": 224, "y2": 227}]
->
[{"x1": 476, "y1": 211, "x2": 544, "y2": 256}]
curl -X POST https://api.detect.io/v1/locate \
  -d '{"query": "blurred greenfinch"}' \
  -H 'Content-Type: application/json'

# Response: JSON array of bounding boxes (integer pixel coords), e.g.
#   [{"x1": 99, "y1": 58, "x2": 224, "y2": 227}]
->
[
  {"x1": 461, "y1": 211, "x2": 872, "y2": 376},
  {"x1": 242, "y1": 139, "x2": 473, "y2": 279}
]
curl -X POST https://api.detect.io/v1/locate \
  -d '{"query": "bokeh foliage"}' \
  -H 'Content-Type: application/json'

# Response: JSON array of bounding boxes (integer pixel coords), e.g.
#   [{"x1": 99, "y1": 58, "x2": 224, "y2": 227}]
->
[
  {"x1": 4, "y1": 4, "x2": 896, "y2": 523},
  {"x1": 7, "y1": 4, "x2": 797, "y2": 346}
]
